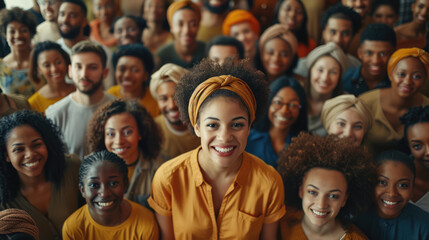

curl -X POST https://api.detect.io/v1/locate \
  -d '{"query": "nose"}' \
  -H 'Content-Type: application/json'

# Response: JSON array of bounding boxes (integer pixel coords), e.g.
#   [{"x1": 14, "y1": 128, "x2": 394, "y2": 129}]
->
[
  {"x1": 167, "y1": 97, "x2": 177, "y2": 110},
  {"x1": 218, "y1": 126, "x2": 232, "y2": 142},
  {"x1": 424, "y1": 145, "x2": 429, "y2": 156},
  {"x1": 343, "y1": 125, "x2": 352, "y2": 137},
  {"x1": 386, "y1": 184, "x2": 399, "y2": 197},
  {"x1": 114, "y1": 133, "x2": 124, "y2": 145},
  {"x1": 332, "y1": 33, "x2": 341, "y2": 45},
  {"x1": 371, "y1": 54, "x2": 381, "y2": 64},
  {"x1": 316, "y1": 196, "x2": 328, "y2": 209},
  {"x1": 98, "y1": 183, "x2": 111, "y2": 197},
  {"x1": 24, "y1": 148, "x2": 35, "y2": 160}
]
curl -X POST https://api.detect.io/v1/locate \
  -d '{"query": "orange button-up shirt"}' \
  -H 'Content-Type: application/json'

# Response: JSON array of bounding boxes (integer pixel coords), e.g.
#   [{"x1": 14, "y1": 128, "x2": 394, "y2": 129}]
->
[{"x1": 148, "y1": 147, "x2": 286, "y2": 239}]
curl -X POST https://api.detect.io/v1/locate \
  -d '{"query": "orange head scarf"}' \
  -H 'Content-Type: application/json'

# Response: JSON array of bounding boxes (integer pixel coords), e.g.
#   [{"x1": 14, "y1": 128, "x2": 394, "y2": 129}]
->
[
  {"x1": 222, "y1": 9, "x2": 260, "y2": 36},
  {"x1": 387, "y1": 48, "x2": 429, "y2": 78},
  {"x1": 167, "y1": 0, "x2": 201, "y2": 26},
  {"x1": 188, "y1": 75, "x2": 257, "y2": 127}
]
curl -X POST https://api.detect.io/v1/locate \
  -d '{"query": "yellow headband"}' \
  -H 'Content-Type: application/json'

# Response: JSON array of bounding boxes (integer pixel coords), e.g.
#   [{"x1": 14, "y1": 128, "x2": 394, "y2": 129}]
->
[
  {"x1": 188, "y1": 75, "x2": 256, "y2": 127},
  {"x1": 387, "y1": 48, "x2": 429, "y2": 77}
]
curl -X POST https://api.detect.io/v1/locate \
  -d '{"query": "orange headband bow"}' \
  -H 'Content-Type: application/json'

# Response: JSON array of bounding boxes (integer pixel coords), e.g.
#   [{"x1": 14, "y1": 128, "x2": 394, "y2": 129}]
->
[
  {"x1": 188, "y1": 75, "x2": 257, "y2": 127},
  {"x1": 387, "y1": 48, "x2": 429, "y2": 77}
]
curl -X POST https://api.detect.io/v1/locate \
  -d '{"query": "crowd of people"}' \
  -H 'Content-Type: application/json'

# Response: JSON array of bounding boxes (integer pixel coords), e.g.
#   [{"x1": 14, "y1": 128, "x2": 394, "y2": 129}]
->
[{"x1": 0, "y1": 0, "x2": 429, "y2": 239}]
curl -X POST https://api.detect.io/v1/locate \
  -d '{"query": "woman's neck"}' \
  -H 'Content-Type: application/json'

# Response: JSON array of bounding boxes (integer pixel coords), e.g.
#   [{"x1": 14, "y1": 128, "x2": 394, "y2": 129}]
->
[
  {"x1": 197, "y1": 148, "x2": 242, "y2": 182},
  {"x1": 19, "y1": 172, "x2": 48, "y2": 190},
  {"x1": 409, "y1": 20, "x2": 427, "y2": 35},
  {"x1": 302, "y1": 214, "x2": 343, "y2": 238},
  {"x1": 120, "y1": 86, "x2": 145, "y2": 100},
  {"x1": 146, "y1": 21, "x2": 164, "y2": 34},
  {"x1": 269, "y1": 125, "x2": 289, "y2": 143},
  {"x1": 386, "y1": 89, "x2": 420, "y2": 110},
  {"x1": 174, "y1": 40, "x2": 197, "y2": 59}
]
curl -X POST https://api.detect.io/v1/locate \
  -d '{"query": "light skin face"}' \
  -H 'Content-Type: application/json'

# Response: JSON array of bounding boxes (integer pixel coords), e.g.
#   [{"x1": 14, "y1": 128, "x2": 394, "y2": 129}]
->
[
  {"x1": 104, "y1": 113, "x2": 141, "y2": 165},
  {"x1": 262, "y1": 38, "x2": 293, "y2": 79},
  {"x1": 358, "y1": 40, "x2": 395, "y2": 81},
  {"x1": 310, "y1": 56, "x2": 340, "y2": 96},
  {"x1": 171, "y1": 9, "x2": 199, "y2": 48},
  {"x1": 69, "y1": 52, "x2": 107, "y2": 95},
  {"x1": 6, "y1": 125, "x2": 48, "y2": 180},
  {"x1": 156, "y1": 81, "x2": 183, "y2": 126},
  {"x1": 229, "y1": 22, "x2": 258, "y2": 54},
  {"x1": 371, "y1": 5, "x2": 398, "y2": 27},
  {"x1": 80, "y1": 160, "x2": 129, "y2": 226},
  {"x1": 328, "y1": 108, "x2": 365, "y2": 145},
  {"x1": 37, "y1": 50, "x2": 67, "y2": 84},
  {"x1": 278, "y1": 0, "x2": 305, "y2": 31},
  {"x1": 375, "y1": 161, "x2": 413, "y2": 219},
  {"x1": 407, "y1": 122, "x2": 429, "y2": 171},
  {"x1": 269, "y1": 87, "x2": 300, "y2": 132},
  {"x1": 113, "y1": 17, "x2": 141, "y2": 46},
  {"x1": 143, "y1": 0, "x2": 165, "y2": 23},
  {"x1": 58, "y1": 2, "x2": 87, "y2": 38},
  {"x1": 412, "y1": 0, "x2": 429, "y2": 25},
  {"x1": 38, "y1": 0, "x2": 62, "y2": 22},
  {"x1": 208, "y1": 45, "x2": 239, "y2": 65},
  {"x1": 341, "y1": 0, "x2": 372, "y2": 18},
  {"x1": 322, "y1": 18, "x2": 353, "y2": 52},
  {"x1": 389, "y1": 57, "x2": 426, "y2": 99},
  {"x1": 299, "y1": 168, "x2": 348, "y2": 228},
  {"x1": 194, "y1": 96, "x2": 250, "y2": 169},
  {"x1": 6, "y1": 21, "x2": 32, "y2": 51},
  {"x1": 115, "y1": 56, "x2": 147, "y2": 94},
  {"x1": 92, "y1": 0, "x2": 115, "y2": 24}
]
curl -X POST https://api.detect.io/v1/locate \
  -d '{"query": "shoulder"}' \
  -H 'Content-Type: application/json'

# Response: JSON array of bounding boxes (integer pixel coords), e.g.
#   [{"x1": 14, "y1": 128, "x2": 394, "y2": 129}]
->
[
  {"x1": 422, "y1": 94, "x2": 429, "y2": 105},
  {"x1": 7, "y1": 93, "x2": 30, "y2": 110},
  {"x1": 403, "y1": 203, "x2": 429, "y2": 223},
  {"x1": 63, "y1": 205, "x2": 88, "y2": 232},
  {"x1": 154, "y1": 149, "x2": 196, "y2": 179},
  {"x1": 247, "y1": 129, "x2": 269, "y2": 142},
  {"x1": 358, "y1": 89, "x2": 380, "y2": 105},
  {"x1": 45, "y1": 94, "x2": 73, "y2": 116},
  {"x1": 157, "y1": 43, "x2": 174, "y2": 55},
  {"x1": 345, "y1": 223, "x2": 369, "y2": 240},
  {"x1": 243, "y1": 152, "x2": 282, "y2": 184}
]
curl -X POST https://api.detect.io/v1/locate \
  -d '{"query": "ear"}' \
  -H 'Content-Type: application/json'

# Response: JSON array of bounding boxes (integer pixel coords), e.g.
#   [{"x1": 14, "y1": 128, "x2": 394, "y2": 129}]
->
[
  {"x1": 79, "y1": 184, "x2": 85, "y2": 198},
  {"x1": 357, "y1": 46, "x2": 363, "y2": 61},
  {"x1": 194, "y1": 123, "x2": 201, "y2": 138},
  {"x1": 68, "y1": 64, "x2": 73, "y2": 79},
  {"x1": 299, "y1": 185, "x2": 303, "y2": 199}
]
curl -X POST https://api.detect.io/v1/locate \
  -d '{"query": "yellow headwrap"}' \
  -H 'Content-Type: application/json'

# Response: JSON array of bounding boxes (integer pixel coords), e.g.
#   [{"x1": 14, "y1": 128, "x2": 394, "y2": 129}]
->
[
  {"x1": 387, "y1": 48, "x2": 429, "y2": 78},
  {"x1": 167, "y1": 0, "x2": 201, "y2": 26},
  {"x1": 188, "y1": 75, "x2": 256, "y2": 127}
]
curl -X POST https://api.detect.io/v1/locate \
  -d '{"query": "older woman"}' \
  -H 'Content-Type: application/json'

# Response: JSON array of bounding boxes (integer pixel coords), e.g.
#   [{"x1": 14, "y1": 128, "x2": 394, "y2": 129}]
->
[
  {"x1": 0, "y1": 7, "x2": 38, "y2": 97},
  {"x1": 222, "y1": 9, "x2": 260, "y2": 64},
  {"x1": 359, "y1": 48, "x2": 429, "y2": 155},
  {"x1": 0, "y1": 110, "x2": 81, "y2": 240},
  {"x1": 28, "y1": 41, "x2": 75, "y2": 113},
  {"x1": 107, "y1": 44, "x2": 159, "y2": 118},
  {"x1": 305, "y1": 42, "x2": 346, "y2": 136},
  {"x1": 321, "y1": 94, "x2": 372, "y2": 146},
  {"x1": 157, "y1": 0, "x2": 205, "y2": 69},
  {"x1": 257, "y1": 24, "x2": 299, "y2": 83},
  {"x1": 278, "y1": 133, "x2": 375, "y2": 239},
  {"x1": 149, "y1": 59, "x2": 285, "y2": 239},
  {"x1": 246, "y1": 76, "x2": 308, "y2": 168}
]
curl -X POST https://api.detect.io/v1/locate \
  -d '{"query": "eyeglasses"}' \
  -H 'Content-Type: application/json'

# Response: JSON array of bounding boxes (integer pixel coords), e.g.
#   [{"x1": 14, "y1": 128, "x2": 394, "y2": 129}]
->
[
  {"x1": 37, "y1": 0, "x2": 59, "y2": 6},
  {"x1": 271, "y1": 100, "x2": 301, "y2": 111}
]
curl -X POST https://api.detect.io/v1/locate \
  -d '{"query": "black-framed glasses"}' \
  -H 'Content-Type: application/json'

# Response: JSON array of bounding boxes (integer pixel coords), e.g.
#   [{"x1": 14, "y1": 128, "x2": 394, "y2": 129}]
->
[{"x1": 271, "y1": 100, "x2": 301, "y2": 111}]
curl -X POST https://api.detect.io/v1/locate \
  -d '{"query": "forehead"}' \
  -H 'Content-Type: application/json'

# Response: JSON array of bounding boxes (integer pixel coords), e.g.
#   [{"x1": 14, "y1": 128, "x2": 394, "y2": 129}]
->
[
  {"x1": 377, "y1": 160, "x2": 413, "y2": 178},
  {"x1": 85, "y1": 160, "x2": 121, "y2": 178},
  {"x1": 157, "y1": 80, "x2": 177, "y2": 92},
  {"x1": 117, "y1": 56, "x2": 144, "y2": 67},
  {"x1": 360, "y1": 40, "x2": 394, "y2": 50},
  {"x1": 273, "y1": 86, "x2": 298, "y2": 100},
  {"x1": 210, "y1": 45, "x2": 238, "y2": 55},
  {"x1": 172, "y1": 8, "x2": 198, "y2": 22},
  {"x1": 407, "y1": 122, "x2": 429, "y2": 139},
  {"x1": 105, "y1": 112, "x2": 138, "y2": 128},
  {"x1": 7, "y1": 125, "x2": 41, "y2": 143},
  {"x1": 394, "y1": 57, "x2": 426, "y2": 71},
  {"x1": 71, "y1": 52, "x2": 103, "y2": 65},
  {"x1": 115, "y1": 17, "x2": 138, "y2": 28},
  {"x1": 60, "y1": 2, "x2": 84, "y2": 14},
  {"x1": 326, "y1": 17, "x2": 352, "y2": 30},
  {"x1": 303, "y1": 168, "x2": 348, "y2": 189}
]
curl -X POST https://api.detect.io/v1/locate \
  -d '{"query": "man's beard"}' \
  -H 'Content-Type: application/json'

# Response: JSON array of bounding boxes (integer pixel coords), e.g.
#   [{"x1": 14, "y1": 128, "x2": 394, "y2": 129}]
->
[
  {"x1": 204, "y1": 0, "x2": 230, "y2": 14},
  {"x1": 59, "y1": 24, "x2": 81, "y2": 39},
  {"x1": 77, "y1": 77, "x2": 103, "y2": 96}
]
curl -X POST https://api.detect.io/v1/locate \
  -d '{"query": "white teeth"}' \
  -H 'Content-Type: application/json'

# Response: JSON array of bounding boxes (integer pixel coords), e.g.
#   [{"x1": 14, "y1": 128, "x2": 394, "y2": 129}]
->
[
  {"x1": 275, "y1": 115, "x2": 288, "y2": 121},
  {"x1": 214, "y1": 147, "x2": 234, "y2": 153},
  {"x1": 312, "y1": 209, "x2": 328, "y2": 216},
  {"x1": 382, "y1": 200, "x2": 399, "y2": 205},
  {"x1": 24, "y1": 161, "x2": 39, "y2": 167},
  {"x1": 113, "y1": 148, "x2": 126, "y2": 154},
  {"x1": 97, "y1": 201, "x2": 113, "y2": 207}
]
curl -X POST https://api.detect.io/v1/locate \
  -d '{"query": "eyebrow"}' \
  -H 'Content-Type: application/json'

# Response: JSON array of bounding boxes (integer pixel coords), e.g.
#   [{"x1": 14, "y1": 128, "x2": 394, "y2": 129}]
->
[
  {"x1": 204, "y1": 116, "x2": 248, "y2": 121},
  {"x1": 336, "y1": 117, "x2": 363, "y2": 123},
  {"x1": 11, "y1": 138, "x2": 43, "y2": 147},
  {"x1": 88, "y1": 175, "x2": 120, "y2": 180},
  {"x1": 106, "y1": 126, "x2": 134, "y2": 131},
  {"x1": 307, "y1": 184, "x2": 343, "y2": 193}
]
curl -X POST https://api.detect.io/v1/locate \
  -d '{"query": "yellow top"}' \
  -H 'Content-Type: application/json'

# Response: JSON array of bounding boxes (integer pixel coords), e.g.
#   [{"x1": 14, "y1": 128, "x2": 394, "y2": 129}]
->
[
  {"x1": 28, "y1": 91, "x2": 64, "y2": 113},
  {"x1": 107, "y1": 85, "x2": 160, "y2": 118},
  {"x1": 62, "y1": 200, "x2": 159, "y2": 240},
  {"x1": 148, "y1": 146, "x2": 286, "y2": 239}
]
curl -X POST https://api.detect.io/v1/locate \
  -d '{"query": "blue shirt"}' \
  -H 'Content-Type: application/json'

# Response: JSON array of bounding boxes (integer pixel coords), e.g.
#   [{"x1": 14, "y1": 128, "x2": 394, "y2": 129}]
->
[
  {"x1": 245, "y1": 129, "x2": 291, "y2": 169},
  {"x1": 353, "y1": 203, "x2": 429, "y2": 240},
  {"x1": 342, "y1": 66, "x2": 391, "y2": 97}
]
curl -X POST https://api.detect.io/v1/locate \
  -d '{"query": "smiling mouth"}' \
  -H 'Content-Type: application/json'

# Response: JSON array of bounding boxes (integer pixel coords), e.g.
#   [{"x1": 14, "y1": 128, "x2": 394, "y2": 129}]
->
[
  {"x1": 382, "y1": 199, "x2": 400, "y2": 206},
  {"x1": 113, "y1": 148, "x2": 128, "y2": 154},
  {"x1": 311, "y1": 209, "x2": 329, "y2": 216},
  {"x1": 95, "y1": 201, "x2": 114, "y2": 208},
  {"x1": 214, "y1": 146, "x2": 235, "y2": 153},
  {"x1": 23, "y1": 160, "x2": 40, "y2": 167}
]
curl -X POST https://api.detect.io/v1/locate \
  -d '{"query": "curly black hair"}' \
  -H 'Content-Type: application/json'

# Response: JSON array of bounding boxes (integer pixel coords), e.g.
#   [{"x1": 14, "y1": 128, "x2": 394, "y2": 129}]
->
[
  {"x1": 360, "y1": 23, "x2": 396, "y2": 46},
  {"x1": 0, "y1": 110, "x2": 66, "y2": 205},
  {"x1": 321, "y1": 4, "x2": 362, "y2": 36},
  {"x1": 87, "y1": 99, "x2": 162, "y2": 160},
  {"x1": 277, "y1": 132, "x2": 376, "y2": 221},
  {"x1": 397, "y1": 105, "x2": 429, "y2": 154},
  {"x1": 79, "y1": 150, "x2": 129, "y2": 188},
  {"x1": 112, "y1": 43, "x2": 154, "y2": 76},
  {"x1": 174, "y1": 58, "x2": 269, "y2": 129},
  {"x1": 0, "y1": 7, "x2": 37, "y2": 38}
]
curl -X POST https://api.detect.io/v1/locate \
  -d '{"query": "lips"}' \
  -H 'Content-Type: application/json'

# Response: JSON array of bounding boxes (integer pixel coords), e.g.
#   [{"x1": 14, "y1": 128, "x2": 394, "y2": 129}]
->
[
  {"x1": 311, "y1": 209, "x2": 330, "y2": 217},
  {"x1": 167, "y1": 109, "x2": 180, "y2": 119},
  {"x1": 112, "y1": 147, "x2": 129, "y2": 155},
  {"x1": 94, "y1": 200, "x2": 115, "y2": 210},
  {"x1": 212, "y1": 145, "x2": 236, "y2": 157},
  {"x1": 23, "y1": 160, "x2": 40, "y2": 168}
]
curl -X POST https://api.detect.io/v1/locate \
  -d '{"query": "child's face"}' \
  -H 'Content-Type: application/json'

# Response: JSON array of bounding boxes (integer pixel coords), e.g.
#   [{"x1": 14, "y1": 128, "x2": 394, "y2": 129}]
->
[
  {"x1": 80, "y1": 160, "x2": 128, "y2": 222},
  {"x1": 407, "y1": 122, "x2": 429, "y2": 171},
  {"x1": 375, "y1": 160, "x2": 414, "y2": 219}
]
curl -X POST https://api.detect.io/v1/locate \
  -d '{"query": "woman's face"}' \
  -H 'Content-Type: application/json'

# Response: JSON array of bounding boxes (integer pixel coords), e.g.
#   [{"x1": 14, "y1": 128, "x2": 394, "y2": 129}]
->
[
  {"x1": 37, "y1": 50, "x2": 67, "y2": 84},
  {"x1": 375, "y1": 160, "x2": 413, "y2": 219},
  {"x1": 80, "y1": 160, "x2": 127, "y2": 223},
  {"x1": 371, "y1": 5, "x2": 398, "y2": 27},
  {"x1": 262, "y1": 38, "x2": 293, "y2": 79},
  {"x1": 115, "y1": 56, "x2": 147, "y2": 93},
  {"x1": 268, "y1": 87, "x2": 300, "y2": 132},
  {"x1": 92, "y1": 0, "x2": 115, "y2": 24},
  {"x1": 407, "y1": 122, "x2": 429, "y2": 172},
  {"x1": 390, "y1": 57, "x2": 426, "y2": 99},
  {"x1": 328, "y1": 108, "x2": 365, "y2": 145},
  {"x1": 412, "y1": 0, "x2": 429, "y2": 25},
  {"x1": 113, "y1": 17, "x2": 141, "y2": 46},
  {"x1": 278, "y1": 0, "x2": 305, "y2": 31},
  {"x1": 143, "y1": 0, "x2": 166, "y2": 23},
  {"x1": 299, "y1": 168, "x2": 348, "y2": 228},
  {"x1": 229, "y1": 22, "x2": 258, "y2": 53},
  {"x1": 6, "y1": 125, "x2": 48, "y2": 180},
  {"x1": 171, "y1": 9, "x2": 199, "y2": 48},
  {"x1": 6, "y1": 21, "x2": 32, "y2": 51},
  {"x1": 310, "y1": 56, "x2": 340, "y2": 96},
  {"x1": 194, "y1": 96, "x2": 250, "y2": 169},
  {"x1": 104, "y1": 113, "x2": 141, "y2": 165}
]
